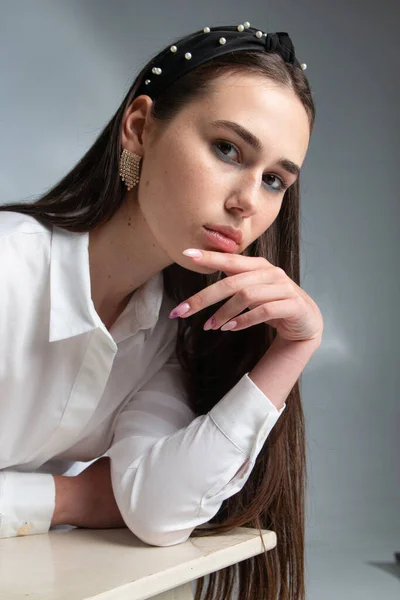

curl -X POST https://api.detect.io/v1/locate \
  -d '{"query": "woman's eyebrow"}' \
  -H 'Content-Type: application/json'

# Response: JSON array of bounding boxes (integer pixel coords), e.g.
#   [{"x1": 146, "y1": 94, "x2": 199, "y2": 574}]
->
[{"x1": 211, "y1": 119, "x2": 301, "y2": 179}]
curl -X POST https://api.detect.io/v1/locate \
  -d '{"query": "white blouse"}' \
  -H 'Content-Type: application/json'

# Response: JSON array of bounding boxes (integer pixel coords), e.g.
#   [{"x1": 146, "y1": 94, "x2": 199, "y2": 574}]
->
[{"x1": 0, "y1": 211, "x2": 285, "y2": 546}]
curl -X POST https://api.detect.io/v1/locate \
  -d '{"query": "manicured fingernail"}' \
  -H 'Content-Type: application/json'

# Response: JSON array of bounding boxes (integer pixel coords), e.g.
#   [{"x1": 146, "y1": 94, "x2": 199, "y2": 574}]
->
[
  {"x1": 221, "y1": 321, "x2": 237, "y2": 331},
  {"x1": 203, "y1": 316, "x2": 216, "y2": 331},
  {"x1": 169, "y1": 302, "x2": 191, "y2": 318},
  {"x1": 183, "y1": 248, "x2": 203, "y2": 257}
]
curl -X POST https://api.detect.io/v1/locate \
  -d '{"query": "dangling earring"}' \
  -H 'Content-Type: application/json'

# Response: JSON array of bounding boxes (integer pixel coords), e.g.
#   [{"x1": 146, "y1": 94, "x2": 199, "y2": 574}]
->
[{"x1": 119, "y1": 149, "x2": 141, "y2": 190}]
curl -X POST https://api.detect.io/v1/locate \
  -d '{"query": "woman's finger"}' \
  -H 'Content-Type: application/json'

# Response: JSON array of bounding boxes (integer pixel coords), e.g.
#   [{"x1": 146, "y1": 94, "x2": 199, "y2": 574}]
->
[
  {"x1": 183, "y1": 248, "x2": 269, "y2": 274},
  {"x1": 202, "y1": 283, "x2": 297, "y2": 330},
  {"x1": 215, "y1": 298, "x2": 301, "y2": 332}
]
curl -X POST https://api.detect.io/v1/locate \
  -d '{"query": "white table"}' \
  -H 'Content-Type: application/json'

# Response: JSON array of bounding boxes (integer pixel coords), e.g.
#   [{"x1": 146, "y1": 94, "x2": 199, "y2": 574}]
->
[{"x1": 0, "y1": 526, "x2": 276, "y2": 599}]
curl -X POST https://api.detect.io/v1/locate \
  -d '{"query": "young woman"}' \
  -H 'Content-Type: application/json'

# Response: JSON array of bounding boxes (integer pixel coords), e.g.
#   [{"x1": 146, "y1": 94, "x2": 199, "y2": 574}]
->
[{"x1": 0, "y1": 23, "x2": 323, "y2": 600}]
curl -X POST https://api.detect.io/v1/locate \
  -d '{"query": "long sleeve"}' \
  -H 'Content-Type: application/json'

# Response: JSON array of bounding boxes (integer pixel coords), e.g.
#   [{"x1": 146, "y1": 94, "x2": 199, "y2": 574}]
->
[
  {"x1": 107, "y1": 353, "x2": 285, "y2": 547},
  {"x1": 0, "y1": 471, "x2": 55, "y2": 538}
]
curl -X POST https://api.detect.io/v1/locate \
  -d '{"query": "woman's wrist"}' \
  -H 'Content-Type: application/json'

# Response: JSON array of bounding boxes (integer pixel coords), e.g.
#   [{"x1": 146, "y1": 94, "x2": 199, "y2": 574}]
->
[{"x1": 248, "y1": 334, "x2": 321, "y2": 411}]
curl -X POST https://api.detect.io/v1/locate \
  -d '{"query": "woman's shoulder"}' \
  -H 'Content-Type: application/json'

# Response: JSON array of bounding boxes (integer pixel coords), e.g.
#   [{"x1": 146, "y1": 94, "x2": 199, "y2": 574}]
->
[
  {"x1": 0, "y1": 211, "x2": 52, "y2": 286},
  {"x1": 0, "y1": 209, "x2": 51, "y2": 241}
]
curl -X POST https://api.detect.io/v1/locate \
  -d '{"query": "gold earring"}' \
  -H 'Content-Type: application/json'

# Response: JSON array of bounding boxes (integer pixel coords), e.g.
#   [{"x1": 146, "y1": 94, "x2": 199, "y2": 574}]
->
[{"x1": 119, "y1": 149, "x2": 141, "y2": 190}]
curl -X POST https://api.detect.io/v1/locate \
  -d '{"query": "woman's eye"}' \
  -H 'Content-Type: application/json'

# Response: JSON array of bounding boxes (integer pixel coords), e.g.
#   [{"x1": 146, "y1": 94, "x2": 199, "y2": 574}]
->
[
  {"x1": 262, "y1": 174, "x2": 289, "y2": 192},
  {"x1": 214, "y1": 140, "x2": 238, "y2": 161},
  {"x1": 213, "y1": 140, "x2": 288, "y2": 193}
]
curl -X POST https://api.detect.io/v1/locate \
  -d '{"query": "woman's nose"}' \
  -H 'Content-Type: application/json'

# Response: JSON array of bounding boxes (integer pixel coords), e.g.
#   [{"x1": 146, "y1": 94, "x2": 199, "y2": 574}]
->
[{"x1": 226, "y1": 175, "x2": 260, "y2": 214}]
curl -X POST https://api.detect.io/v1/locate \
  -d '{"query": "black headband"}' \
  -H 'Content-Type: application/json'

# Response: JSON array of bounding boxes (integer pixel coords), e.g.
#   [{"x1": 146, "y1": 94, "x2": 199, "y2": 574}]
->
[{"x1": 136, "y1": 22, "x2": 306, "y2": 100}]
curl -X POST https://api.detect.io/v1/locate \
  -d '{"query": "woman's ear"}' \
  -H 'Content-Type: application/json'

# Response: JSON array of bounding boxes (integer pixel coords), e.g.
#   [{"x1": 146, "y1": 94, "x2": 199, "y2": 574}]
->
[{"x1": 120, "y1": 95, "x2": 154, "y2": 154}]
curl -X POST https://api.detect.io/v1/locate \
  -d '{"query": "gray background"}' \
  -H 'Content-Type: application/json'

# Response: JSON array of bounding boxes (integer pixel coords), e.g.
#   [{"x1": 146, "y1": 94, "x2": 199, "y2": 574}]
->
[{"x1": 1, "y1": 1, "x2": 399, "y2": 598}]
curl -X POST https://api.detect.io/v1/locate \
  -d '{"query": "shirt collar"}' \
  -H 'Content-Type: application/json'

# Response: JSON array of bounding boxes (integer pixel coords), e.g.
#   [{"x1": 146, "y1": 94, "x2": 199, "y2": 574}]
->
[{"x1": 49, "y1": 225, "x2": 164, "y2": 343}]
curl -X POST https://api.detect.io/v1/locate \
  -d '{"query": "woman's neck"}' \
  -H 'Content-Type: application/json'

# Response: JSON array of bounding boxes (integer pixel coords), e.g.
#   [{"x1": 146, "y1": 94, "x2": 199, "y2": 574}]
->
[{"x1": 87, "y1": 196, "x2": 169, "y2": 325}]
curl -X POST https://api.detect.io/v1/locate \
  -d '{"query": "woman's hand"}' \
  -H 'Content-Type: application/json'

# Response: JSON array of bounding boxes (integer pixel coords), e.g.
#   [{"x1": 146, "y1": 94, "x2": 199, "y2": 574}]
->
[{"x1": 169, "y1": 249, "x2": 323, "y2": 344}]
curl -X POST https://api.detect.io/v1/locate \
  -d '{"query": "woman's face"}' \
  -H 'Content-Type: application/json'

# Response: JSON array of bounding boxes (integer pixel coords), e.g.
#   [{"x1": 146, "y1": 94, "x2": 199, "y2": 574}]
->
[{"x1": 134, "y1": 71, "x2": 310, "y2": 272}]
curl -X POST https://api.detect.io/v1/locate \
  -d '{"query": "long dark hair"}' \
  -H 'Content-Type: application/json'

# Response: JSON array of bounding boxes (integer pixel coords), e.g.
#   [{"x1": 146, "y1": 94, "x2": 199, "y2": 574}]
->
[{"x1": 0, "y1": 44, "x2": 315, "y2": 600}]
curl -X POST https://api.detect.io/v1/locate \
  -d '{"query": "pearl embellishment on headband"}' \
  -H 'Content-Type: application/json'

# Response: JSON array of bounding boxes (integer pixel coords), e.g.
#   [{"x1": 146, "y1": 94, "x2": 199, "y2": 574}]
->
[{"x1": 140, "y1": 22, "x2": 307, "y2": 92}]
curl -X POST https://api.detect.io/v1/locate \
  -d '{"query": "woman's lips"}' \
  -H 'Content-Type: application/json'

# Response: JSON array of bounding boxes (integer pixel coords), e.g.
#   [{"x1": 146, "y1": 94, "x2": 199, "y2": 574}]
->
[{"x1": 202, "y1": 227, "x2": 239, "y2": 252}]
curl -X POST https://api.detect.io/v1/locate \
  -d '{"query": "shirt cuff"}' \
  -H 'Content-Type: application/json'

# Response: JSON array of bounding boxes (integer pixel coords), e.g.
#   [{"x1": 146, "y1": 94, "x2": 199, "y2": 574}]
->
[
  {"x1": 208, "y1": 372, "x2": 286, "y2": 463},
  {"x1": 0, "y1": 471, "x2": 56, "y2": 538}
]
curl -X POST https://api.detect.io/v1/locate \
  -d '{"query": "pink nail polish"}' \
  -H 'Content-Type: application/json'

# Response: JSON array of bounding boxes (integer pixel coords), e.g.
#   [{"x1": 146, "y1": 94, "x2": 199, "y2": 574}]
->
[
  {"x1": 169, "y1": 302, "x2": 191, "y2": 318},
  {"x1": 203, "y1": 316, "x2": 216, "y2": 331},
  {"x1": 220, "y1": 320, "x2": 237, "y2": 331},
  {"x1": 182, "y1": 249, "x2": 202, "y2": 257}
]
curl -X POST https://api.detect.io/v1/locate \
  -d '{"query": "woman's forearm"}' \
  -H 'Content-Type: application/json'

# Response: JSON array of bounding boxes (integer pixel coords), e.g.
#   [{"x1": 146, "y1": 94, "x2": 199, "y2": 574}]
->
[
  {"x1": 51, "y1": 474, "x2": 87, "y2": 527},
  {"x1": 51, "y1": 458, "x2": 126, "y2": 529},
  {"x1": 248, "y1": 334, "x2": 321, "y2": 411}
]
